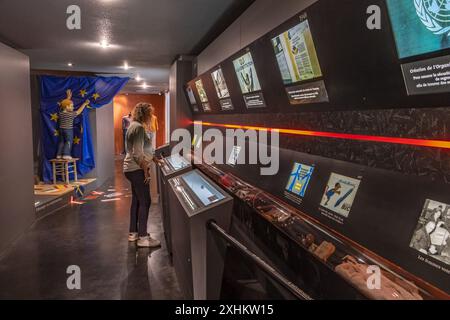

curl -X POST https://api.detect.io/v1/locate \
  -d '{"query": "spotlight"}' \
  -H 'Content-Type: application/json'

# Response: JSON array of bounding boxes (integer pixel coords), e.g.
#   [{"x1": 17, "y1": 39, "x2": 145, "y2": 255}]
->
[
  {"x1": 135, "y1": 75, "x2": 142, "y2": 82},
  {"x1": 142, "y1": 83, "x2": 149, "y2": 89},
  {"x1": 67, "y1": 62, "x2": 73, "y2": 67},
  {"x1": 123, "y1": 61, "x2": 129, "y2": 70},
  {"x1": 100, "y1": 39, "x2": 110, "y2": 48}
]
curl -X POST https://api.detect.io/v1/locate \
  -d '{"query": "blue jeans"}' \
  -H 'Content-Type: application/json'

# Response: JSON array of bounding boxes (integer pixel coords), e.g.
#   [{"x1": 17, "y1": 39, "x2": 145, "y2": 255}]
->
[
  {"x1": 125, "y1": 170, "x2": 151, "y2": 237},
  {"x1": 57, "y1": 128, "x2": 74, "y2": 157}
]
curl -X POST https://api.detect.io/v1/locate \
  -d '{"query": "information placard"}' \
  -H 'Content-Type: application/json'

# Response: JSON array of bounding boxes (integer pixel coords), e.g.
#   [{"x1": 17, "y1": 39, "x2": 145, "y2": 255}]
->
[
  {"x1": 286, "y1": 80, "x2": 329, "y2": 105},
  {"x1": 243, "y1": 92, "x2": 266, "y2": 109},
  {"x1": 401, "y1": 54, "x2": 450, "y2": 95}
]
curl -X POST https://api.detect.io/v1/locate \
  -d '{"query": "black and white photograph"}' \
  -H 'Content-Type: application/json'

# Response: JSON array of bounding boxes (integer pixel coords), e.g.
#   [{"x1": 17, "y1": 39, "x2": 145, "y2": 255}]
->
[{"x1": 410, "y1": 200, "x2": 450, "y2": 266}]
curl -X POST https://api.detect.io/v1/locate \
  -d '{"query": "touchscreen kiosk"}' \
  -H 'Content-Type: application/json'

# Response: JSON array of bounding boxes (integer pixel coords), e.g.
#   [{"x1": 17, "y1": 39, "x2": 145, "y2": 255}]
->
[
  {"x1": 168, "y1": 170, "x2": 233, "y2": 299},
  {"x1": 158, "y1": 154, "x2": 193, "y2": 255}
]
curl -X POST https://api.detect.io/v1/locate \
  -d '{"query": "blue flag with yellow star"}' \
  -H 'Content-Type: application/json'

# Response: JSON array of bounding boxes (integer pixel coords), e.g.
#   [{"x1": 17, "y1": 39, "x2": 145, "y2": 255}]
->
[{"x1": 40, "y1": 76, "x2": 129, "y2": 182}]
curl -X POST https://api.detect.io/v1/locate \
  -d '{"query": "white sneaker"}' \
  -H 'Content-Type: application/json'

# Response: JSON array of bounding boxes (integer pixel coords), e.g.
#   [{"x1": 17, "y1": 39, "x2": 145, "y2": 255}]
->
[
  {"x1": 128, "y1": 232, "x2": 138, "y2": 242},
  {"x1": 63, "y1": 155, "x2": 73, "y2": 160},
  {"x1": 137, "y1": 236, "x2": 161, "y2": 248}
]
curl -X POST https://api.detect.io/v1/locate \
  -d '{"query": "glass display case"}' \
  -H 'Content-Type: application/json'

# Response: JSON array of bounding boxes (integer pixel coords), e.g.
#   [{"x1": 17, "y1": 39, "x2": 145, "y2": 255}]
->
[
  {"x1": 161, "y1": 154, "x2": 191, "y2": 176},
  {"x1": 196, "y1": 163, "x2": 440, "y2": 300}
]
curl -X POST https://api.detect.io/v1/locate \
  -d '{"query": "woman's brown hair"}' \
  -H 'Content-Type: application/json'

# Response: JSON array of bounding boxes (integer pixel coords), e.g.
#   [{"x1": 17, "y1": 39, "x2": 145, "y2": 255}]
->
[{"x1": 132, "y1": 103, "x2": 154, "y2": 124}]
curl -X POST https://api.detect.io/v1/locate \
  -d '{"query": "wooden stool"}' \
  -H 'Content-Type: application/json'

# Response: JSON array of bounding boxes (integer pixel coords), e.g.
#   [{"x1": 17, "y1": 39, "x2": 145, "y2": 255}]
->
[{"x1": 50, "y1": 158, "x2": 79, "y2": 185}]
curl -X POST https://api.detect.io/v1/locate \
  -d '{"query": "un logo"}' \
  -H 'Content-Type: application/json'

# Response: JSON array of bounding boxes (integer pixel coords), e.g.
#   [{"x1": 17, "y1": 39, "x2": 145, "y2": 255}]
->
[{"x1": 415, "y1": 0, "x2": 450, "y2": 35}]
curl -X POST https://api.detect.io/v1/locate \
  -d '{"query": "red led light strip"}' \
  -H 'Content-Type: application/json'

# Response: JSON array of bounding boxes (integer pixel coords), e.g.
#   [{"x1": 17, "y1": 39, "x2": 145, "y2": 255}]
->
[{"x1": 194, "y1": 121, "x2": 450, "y2": 149}]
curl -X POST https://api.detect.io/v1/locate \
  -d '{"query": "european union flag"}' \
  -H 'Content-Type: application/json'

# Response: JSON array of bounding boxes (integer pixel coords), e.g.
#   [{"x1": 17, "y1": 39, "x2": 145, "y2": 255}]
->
[{"x1": 40, "y1": 76, "x2": 129, "y2": 182}]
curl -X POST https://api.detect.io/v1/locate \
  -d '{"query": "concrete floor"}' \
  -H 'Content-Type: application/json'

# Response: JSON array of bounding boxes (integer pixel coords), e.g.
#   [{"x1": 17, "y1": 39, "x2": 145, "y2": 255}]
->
[{"x1": 0, "y1": 162, "x2": 184, "y2": 300}]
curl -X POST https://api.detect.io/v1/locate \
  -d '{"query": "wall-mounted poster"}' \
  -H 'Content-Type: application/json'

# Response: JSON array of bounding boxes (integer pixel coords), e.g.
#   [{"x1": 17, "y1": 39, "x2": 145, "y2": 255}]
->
[
  {"x1": 410, "y1": 199, "x2": 450, "y2": 266},
  {"x1": 272, "y1": 19, "x2": 323, "y2": 85},
  {"x1": 233, "y1": 52, "x2": 262, "y2": 94},
  {"x1": 285, "y1": 163, "x2": 314, "y2": 198},
  {"x1": 211, "y1": 68, "x2": 230, "y2": 99},
  {"x1": 320, "y1": 173, "x2": 361, "y2": 218},
  {"x1": 186, "y1": 86, "x2": 199, "y2": 112},
  {"x1": 387, "y1": 0, "x2": 450, "y2": 58},
  {"x1": 211, "y1": 68, "x2": 234, "y2": 111},
  {"x1": 195, "y1": 79, "x2": 211, "y2": 112},
  {"x1": 233, "y1": 51, "x2": 266, "y2": 109},
  {"x1": 195, "y1": 79, "x2": 208, "y2": 103}
]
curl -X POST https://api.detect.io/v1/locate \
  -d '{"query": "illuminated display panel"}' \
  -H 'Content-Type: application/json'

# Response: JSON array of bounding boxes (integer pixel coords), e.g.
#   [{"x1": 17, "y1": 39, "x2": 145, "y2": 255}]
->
[
  {"x1": 272, "y1": 19, "x2": 322, "y2": 85},
  {"x1": 211, "y1": 68, "x2": 230, "y2": 99},
  {"x1": 233, "y1": 52, "x2": 262, "y2": 94},
  {"x1": 387, "y1": 0, "x2": 450, "y2": 58},
  {"x1": 285, "y1": 162, "x2": 314, "y2": 198}
]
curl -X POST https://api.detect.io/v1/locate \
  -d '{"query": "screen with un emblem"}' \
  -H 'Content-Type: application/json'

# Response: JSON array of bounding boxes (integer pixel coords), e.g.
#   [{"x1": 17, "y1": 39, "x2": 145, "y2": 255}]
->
[{"x1": 387, "y1": 0, "x2": 450, "y2": 58}]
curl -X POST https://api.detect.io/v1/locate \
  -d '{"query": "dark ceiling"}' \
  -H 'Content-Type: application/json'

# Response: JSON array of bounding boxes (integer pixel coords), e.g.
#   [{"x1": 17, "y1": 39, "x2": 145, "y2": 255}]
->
[{"x1": 0, "y1": 0, "x2": 255, "y2": 93}]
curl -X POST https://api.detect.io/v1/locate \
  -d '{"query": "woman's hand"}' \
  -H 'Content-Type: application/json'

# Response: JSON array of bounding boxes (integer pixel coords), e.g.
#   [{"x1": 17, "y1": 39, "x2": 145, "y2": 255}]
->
[
  {"x1": 144, "y1": 167, "x2": 151, "y2": 185},
  {"x1": 153, "y1": 157, "x2": 164, "y2": 166}
]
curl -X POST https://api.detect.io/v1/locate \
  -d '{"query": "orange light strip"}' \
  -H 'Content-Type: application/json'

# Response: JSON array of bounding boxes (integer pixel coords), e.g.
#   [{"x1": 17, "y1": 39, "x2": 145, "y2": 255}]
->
[{"x1": 193, "y1": 121, "x2": 450, "y2": 149}]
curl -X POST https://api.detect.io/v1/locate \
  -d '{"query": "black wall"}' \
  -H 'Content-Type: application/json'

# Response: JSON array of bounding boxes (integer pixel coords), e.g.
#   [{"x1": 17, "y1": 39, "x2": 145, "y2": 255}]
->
[{"x1": 186, "y1": 0, "x2": 450, "y2": 295}]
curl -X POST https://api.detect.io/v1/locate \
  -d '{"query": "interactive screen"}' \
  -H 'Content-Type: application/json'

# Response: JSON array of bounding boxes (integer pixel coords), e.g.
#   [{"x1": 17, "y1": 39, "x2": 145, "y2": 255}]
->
[
  {"x1": 233, "y1": 52, "x2": 262, "y2": 94},
  {"x1": 410, "y1": 199, "x2": 450, "y2": 266},
  {"x1": 211, "y1": 68, "x2": 230, "y2": 99},
  {"x1": 320, "y1": 173, "x2": 361, "y2": 218},
  {"x1": 166, "y1": 154, "x2": 190, "y2": 171},
  {"x1": 272, "y1": 19, "x2": 323, "y2": 85},
  {"x1": 285, "y1": 163, "x2": 314, "y2": 198},
  {"x1": 227, "y1": 146, "x2": 242, "y2": 166},
  {"x1": 387, "y1": 0, "x2": 450, "y2": 58},
  {"x1": 195, "y1": 79, "x2": 208, "y2": 103},
  {"x1": 182, "y1": 171, "x2": 225, "y2": 207}
]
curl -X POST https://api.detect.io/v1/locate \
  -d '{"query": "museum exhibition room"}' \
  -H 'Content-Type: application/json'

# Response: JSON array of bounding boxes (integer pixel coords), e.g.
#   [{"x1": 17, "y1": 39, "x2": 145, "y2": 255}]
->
[{"x1": 0, "y1": 0, "x2": 449, "y2": 307}]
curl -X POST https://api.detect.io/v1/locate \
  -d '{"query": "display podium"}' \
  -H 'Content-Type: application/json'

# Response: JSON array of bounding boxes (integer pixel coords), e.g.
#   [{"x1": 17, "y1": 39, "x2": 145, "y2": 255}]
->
[
  {"x1": 157, "y1": 154, "x2": 193, "y2": 255},
  {"x1": 168, "y1": 169, "x2": 233, "y2": 300}
]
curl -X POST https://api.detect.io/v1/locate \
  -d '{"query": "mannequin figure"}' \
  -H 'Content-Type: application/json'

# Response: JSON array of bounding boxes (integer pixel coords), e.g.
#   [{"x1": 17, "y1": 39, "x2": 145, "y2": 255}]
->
[
  {"x1": 56, "y1": 89, "x2": 90, "y2": 159},
  {"x1": 122, "y1": 112, "x2": 132, "y2": 154}
]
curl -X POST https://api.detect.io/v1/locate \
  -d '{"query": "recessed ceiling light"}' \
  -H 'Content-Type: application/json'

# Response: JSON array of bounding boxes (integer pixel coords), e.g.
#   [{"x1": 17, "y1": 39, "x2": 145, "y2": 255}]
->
[
  {"x1": 100, "y1": 39, "x2": 110, "y2": 48},
  {"x1": 135, "y1": 75, "x2": 142, "y2": 82},
  {"x1": 142, "y1": 83, "x2": 149, "y2": 89},
  {"x1": 67, "y1": 62, "x2": 73, "y2": 67},
  {"x1": 123, "y1": 62, "x2": 129, "y2": 70}
]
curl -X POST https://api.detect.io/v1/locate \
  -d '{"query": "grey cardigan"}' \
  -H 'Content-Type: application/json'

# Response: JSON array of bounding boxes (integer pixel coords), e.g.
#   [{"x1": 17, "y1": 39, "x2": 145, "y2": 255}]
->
[{"x1": 123, "y1": 121, "x2": 154, "y2": 173}]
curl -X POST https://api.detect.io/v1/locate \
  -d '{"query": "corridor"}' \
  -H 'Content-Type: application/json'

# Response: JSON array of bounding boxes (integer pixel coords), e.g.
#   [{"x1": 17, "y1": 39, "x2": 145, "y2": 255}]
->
[{"x1": 0, "y1": 160, "x2": 183, "y2": 300}]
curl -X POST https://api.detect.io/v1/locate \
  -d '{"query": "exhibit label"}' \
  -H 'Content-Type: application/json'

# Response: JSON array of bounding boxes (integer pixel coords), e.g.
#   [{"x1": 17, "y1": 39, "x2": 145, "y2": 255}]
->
[
  {"x1": 401, "y1": 55, "x2": 450, "y2": 95},
  {"x1": 243, "y1": 92, "x2": 266, "y2": 109},
  {"x1": 219, "y1": 98, "x2": 234, "y2": 111},
  {"x1": 286, "y1": 80, "x2": 329, "y2": 105}
]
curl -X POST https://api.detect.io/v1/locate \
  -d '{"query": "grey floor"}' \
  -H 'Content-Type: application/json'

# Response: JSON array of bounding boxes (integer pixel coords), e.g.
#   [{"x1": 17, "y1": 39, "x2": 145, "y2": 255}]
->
[{"x1": 0, "y1": 161, "x2": 184, "y2": 300}]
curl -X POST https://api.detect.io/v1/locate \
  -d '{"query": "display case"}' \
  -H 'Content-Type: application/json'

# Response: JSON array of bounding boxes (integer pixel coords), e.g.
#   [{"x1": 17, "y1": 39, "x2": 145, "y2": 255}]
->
[
  {"x1": 157, "y1": 154, "x2": 193, "y2": 255},
  {"x1": 168, "y1": 169, "x2": 233, "y2": 299},
  {"x1": 197, "y1": 162, "x2": 444, "y2": 300}
]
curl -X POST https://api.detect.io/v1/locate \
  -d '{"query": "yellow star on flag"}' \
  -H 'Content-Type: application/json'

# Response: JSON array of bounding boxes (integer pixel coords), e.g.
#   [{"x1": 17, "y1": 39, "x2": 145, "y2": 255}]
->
[
  {"x1": 92, "y1": 93, "x2": 100, "y2": 100},
  {"x1": 50, "y1": 113, "x2": 59, "y2": 122},
  {"x1": 73, "y1": 136, "x2": 81, "y2": 145},
  {"x1": 79, "y1": 89, "x2": 87, "y2": 98},
  {"x1": 54, "y1": 130, "x2": 59, "y2": 137}
]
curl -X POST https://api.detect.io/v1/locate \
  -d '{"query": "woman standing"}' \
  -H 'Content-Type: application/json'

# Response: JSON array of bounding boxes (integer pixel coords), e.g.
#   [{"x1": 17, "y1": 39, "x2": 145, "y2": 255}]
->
[{"x1": 123, "y1": 102, "x2": 160, "y2": 248}]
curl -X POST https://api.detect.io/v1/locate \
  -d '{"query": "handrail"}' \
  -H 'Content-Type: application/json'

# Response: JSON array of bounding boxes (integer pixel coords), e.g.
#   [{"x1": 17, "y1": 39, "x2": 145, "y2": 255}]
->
[{"x1": 207, "y1": 221, "x2": 313, "y2": 301}]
